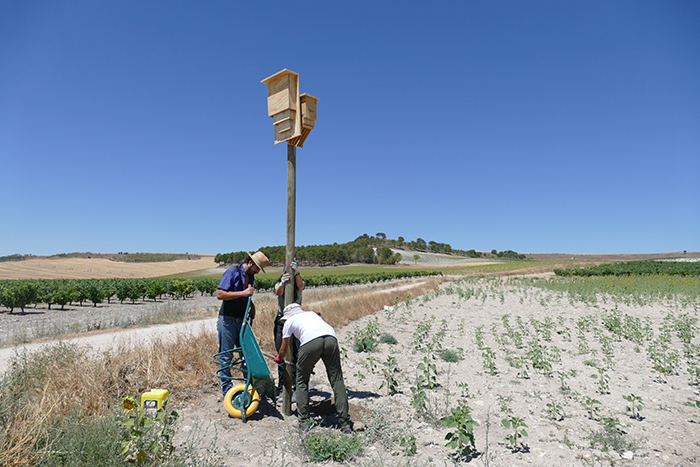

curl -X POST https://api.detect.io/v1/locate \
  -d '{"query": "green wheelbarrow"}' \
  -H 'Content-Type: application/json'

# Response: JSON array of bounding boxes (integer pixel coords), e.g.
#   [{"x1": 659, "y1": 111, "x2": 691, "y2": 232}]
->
[{"x1": 212, "y1": 297, "x2": 276, "y2": 421}]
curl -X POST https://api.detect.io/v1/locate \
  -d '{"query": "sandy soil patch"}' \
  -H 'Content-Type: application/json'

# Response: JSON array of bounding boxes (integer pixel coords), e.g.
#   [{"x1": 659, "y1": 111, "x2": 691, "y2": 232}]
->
[{"x1": 0, "y1": 255, "x2": 218, "y2": 280}]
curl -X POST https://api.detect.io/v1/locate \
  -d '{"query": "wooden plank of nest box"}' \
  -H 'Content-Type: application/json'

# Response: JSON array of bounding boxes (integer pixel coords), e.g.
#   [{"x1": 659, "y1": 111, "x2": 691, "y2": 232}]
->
[{"x1": 261, "y1": 69, "x2": 302, "y2": 144}]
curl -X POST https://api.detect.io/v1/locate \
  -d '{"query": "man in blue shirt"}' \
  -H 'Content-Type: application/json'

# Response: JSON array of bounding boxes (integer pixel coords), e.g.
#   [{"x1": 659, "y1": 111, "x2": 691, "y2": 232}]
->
[{"x1": 216, "y1": 251, "x2": 269, "y2": 398}]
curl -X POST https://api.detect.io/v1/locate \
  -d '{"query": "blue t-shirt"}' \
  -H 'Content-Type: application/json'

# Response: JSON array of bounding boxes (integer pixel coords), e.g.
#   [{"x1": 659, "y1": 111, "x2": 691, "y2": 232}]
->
[{"x1": 218, "y1": 264, "x2": 254, "y2": 317}]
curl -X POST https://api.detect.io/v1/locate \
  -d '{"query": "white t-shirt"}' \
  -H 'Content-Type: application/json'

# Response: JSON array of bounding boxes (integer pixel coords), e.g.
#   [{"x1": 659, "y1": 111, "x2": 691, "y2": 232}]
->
[{"x1": 282, "y1": 311, "x2": 336, "y2": 347}]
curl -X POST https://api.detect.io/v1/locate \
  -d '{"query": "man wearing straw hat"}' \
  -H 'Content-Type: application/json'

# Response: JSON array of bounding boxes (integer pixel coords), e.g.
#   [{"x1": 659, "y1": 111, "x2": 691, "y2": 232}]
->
[
  {"x1": 216, "y1": 251, "x2": 269, "y2": 398},
  {"x1": 274, "y1": 303, "x2": 353, "y2": 433}
]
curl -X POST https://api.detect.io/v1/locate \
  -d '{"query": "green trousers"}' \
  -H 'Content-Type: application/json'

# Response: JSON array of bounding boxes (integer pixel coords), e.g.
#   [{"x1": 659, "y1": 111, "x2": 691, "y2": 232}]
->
[{"x1": 296, "y1": 335, "x2": 350, "y2": 424}]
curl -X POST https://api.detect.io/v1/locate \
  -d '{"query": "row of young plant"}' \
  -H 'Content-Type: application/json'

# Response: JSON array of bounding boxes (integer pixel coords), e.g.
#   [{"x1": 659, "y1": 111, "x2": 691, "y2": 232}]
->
[
  {"x1": 346, "y1": 300, "x2": 545, "y2": 461},
  {"x1": 0, "y1": 270, "x2": 442, "y2": 313},
  {"x1": 460, "y1": 273, "x2": 700, "y2": 310},
  {"x1": 0, "y1": 278, "x2": 219, "y2": 313},
  {"x1": 332, "y1": 276, "x2": 700, "y2": 464},
  {"x1": 554, "y1": 259, "x2": 700, "y2": 277}
]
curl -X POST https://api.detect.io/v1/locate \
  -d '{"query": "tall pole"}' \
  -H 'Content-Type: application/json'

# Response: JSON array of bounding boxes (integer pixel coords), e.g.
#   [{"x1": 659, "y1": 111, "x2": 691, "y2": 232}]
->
[{"x1": 282, "y1": 142, "x2": 296, "y2": 415}]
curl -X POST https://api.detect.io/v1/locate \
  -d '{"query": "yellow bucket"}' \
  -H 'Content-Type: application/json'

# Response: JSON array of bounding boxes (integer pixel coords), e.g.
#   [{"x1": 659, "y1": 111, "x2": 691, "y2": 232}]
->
[{"x1": 141, "y1": 388, "x2": 169, "y2": 415}]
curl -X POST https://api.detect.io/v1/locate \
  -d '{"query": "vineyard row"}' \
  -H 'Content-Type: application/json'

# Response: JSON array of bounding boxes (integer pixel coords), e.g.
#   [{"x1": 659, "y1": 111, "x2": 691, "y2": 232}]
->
[{"x1": 0, "y1": 270, "x2": 441, "y2": 313}]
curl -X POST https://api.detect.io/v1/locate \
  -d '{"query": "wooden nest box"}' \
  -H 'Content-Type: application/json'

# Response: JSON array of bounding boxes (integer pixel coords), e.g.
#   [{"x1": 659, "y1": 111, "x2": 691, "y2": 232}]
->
[{"x1": 261, "y1": 69, "x2": 318, "y2": 147}]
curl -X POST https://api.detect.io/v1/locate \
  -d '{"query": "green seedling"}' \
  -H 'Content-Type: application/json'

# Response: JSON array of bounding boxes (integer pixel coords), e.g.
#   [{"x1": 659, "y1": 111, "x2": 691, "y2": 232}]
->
[
  {"x1": 583, "y1": 396, "x2": 602, "y2": 420},
  {"x1": 379, "y1": 356, "x2": 400, "y2": 395},
  {"x1": 502, "y1": 415, "x2": 528, "y2": 452},
  {"x1": 417, "y1": 355, "x2": 438, "y2": 389},
  {"x1": 458, "y1": 382, "x2": 470, "y2": 399},
  {"x1": 482, "y1": 347, "x2": 498, "y2": 375},
  {"x1": 623, "y1": 393, "x2": 644, "y2": 420},
  {"x1": 474, "y1": 326, "x2": 485, "y2": 350},
  {"x1": 592, "y1": 367, "x2": 610, "y2": 394},
  {"x1": 514, "y1": 355, "x2": 530, "y2": 379},
  {"x1": 364, "y1": 355, "x2": 378, "y2": 373},
  {"x1": 557, "y1": 371, "x2": 570, "y2": 393},
  {"x1": 441, "y1": 402, "x2": 478, "y2": 461},
  {"x1": 545, "y1": 402, "x2": 565, "y2": 421}
]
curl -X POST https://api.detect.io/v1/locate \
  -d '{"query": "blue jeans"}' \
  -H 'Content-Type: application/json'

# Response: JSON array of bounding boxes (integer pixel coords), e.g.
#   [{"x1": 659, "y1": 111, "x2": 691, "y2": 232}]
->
[{"x1": 217, "y1": 315, "x2": 243, "y2": 396}]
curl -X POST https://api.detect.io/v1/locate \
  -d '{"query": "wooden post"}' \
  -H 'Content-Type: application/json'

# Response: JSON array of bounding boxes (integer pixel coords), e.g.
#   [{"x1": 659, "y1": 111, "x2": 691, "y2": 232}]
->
[{"x1": 282, "y1": 142, "x2": 296, "y2": 415}]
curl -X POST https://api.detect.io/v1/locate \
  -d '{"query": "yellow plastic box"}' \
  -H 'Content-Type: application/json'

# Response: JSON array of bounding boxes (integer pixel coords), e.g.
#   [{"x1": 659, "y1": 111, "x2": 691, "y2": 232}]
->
[{"x1": 141, "y1": 388, "x2": 169, "y2": 415}]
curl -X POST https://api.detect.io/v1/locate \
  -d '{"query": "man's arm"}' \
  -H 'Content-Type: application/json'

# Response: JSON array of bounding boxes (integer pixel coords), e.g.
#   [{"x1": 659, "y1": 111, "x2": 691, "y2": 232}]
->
[
  {"x1": 217, "y1": 284, "x2": 254, "y2": 301},
  {"x1": 278, "y1": 337, "x2": 290, "y2": 359}
]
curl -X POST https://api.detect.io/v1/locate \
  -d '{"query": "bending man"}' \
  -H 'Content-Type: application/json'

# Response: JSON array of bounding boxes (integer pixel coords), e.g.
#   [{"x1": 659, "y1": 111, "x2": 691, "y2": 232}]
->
[{"x1": 275, "y1": 303, "x2": 353, "y2": 433}]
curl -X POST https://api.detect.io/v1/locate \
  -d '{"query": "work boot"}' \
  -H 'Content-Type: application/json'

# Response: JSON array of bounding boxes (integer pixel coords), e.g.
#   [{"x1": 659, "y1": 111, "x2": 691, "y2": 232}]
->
[
  {"x1": 339, "y1": 420, "x2": 353, "y2": 434},
  {"x1": 298, "y1": 418, "x2": 312, "y2": 432}
]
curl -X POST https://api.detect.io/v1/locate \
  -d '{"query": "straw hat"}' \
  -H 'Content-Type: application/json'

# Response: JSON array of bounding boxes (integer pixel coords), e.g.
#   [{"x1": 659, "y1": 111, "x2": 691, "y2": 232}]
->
[
  {"x1": 280, "y1": 303, "x2": 304, "y2": 322},
  {"x1": 247, "y1": 251, "x2": 269, "y2": 273}
]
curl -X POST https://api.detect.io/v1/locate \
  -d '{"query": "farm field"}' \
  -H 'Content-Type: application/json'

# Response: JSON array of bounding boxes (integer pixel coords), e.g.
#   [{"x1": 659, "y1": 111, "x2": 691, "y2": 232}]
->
[
  {"x1": 160, "y1": 273, "x2": 699, "y2": 467},
  {"x1": 2, "y1": 256, "x2": 699, "y2": 466},
  {"x1": 0, "y1": 255, "x2": 218, "y2": 280}
]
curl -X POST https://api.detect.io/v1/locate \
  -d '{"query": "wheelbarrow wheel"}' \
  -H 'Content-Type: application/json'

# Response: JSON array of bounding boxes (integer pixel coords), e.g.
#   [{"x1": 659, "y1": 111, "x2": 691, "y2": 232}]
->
[{"x1": 224, "y1": 384, "x2": 260, "y2": 419}]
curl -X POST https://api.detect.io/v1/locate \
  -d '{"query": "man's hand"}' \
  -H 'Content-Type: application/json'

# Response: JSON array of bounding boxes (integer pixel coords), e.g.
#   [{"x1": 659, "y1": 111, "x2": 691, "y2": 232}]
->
[
  {"x1": 274, "y1": 354, "x2": 283, "y2": 364},
  {"x1": 243, "y1": 284, "x2": 254, "y2": 297},
  {"x1": 280, "y1": 272, "x2": 291, "y2": 284},
  {"x1": 291, "y1": 261, "x2": 298, "y2": 275}
]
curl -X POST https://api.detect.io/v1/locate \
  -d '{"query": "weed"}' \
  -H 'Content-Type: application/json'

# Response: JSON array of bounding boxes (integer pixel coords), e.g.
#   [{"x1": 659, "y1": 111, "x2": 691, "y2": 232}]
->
[
  {"x1": 399, "y1": 434, "x2": 417, "y2": 456},
  {"x1": 352, "y1": 318, "x2": 380, "y2": 353},
  {"x1": 303, "y1": 430, "x2": 363, "y2": 461},
  {"x1": 378, "y1": 333, "x2": 398, "y2": 345},
  {"x1": 587, "y1": 416, "x2": 640, "y2": 455},
  {"x1": 439, "y1": 348, "x2": 462, "y2": 362}
]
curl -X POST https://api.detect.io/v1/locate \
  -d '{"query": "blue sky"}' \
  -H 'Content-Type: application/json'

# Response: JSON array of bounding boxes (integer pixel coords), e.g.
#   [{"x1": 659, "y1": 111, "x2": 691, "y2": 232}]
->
[{"x1": 1, "y1": 1, "x2": 698, "y2": 257}]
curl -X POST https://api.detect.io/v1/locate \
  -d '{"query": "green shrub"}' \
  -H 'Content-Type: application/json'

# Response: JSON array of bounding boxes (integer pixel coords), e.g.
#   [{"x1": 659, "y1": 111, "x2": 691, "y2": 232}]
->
[
  {"x1": 304, "y1": 431, "x2": 363, "y2": 461},
  {"x1": 379, "y1": 333, "x2": 397, "y2": 345},
  {"x1": 38, "y1": 414, "x2": 124, "y2": 466},
  {"x1": 440, "y1": 349, "x2": 462, "y2": 362}
]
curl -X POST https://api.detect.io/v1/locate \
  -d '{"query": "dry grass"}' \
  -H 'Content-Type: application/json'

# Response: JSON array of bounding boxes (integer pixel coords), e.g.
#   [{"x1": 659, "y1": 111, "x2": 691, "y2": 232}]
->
[
  {"x1": 0, "y1": 277, "x2": 448, "y2": 465},
  {"x1": 250, "y1": 277, "x2": 450, "y2": 354}
]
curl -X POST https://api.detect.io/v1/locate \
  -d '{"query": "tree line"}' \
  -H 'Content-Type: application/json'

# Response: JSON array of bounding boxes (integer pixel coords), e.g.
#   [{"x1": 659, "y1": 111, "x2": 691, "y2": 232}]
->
[{"x1": 215, "y1": 233, "x2": 525, "y2": 266}]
